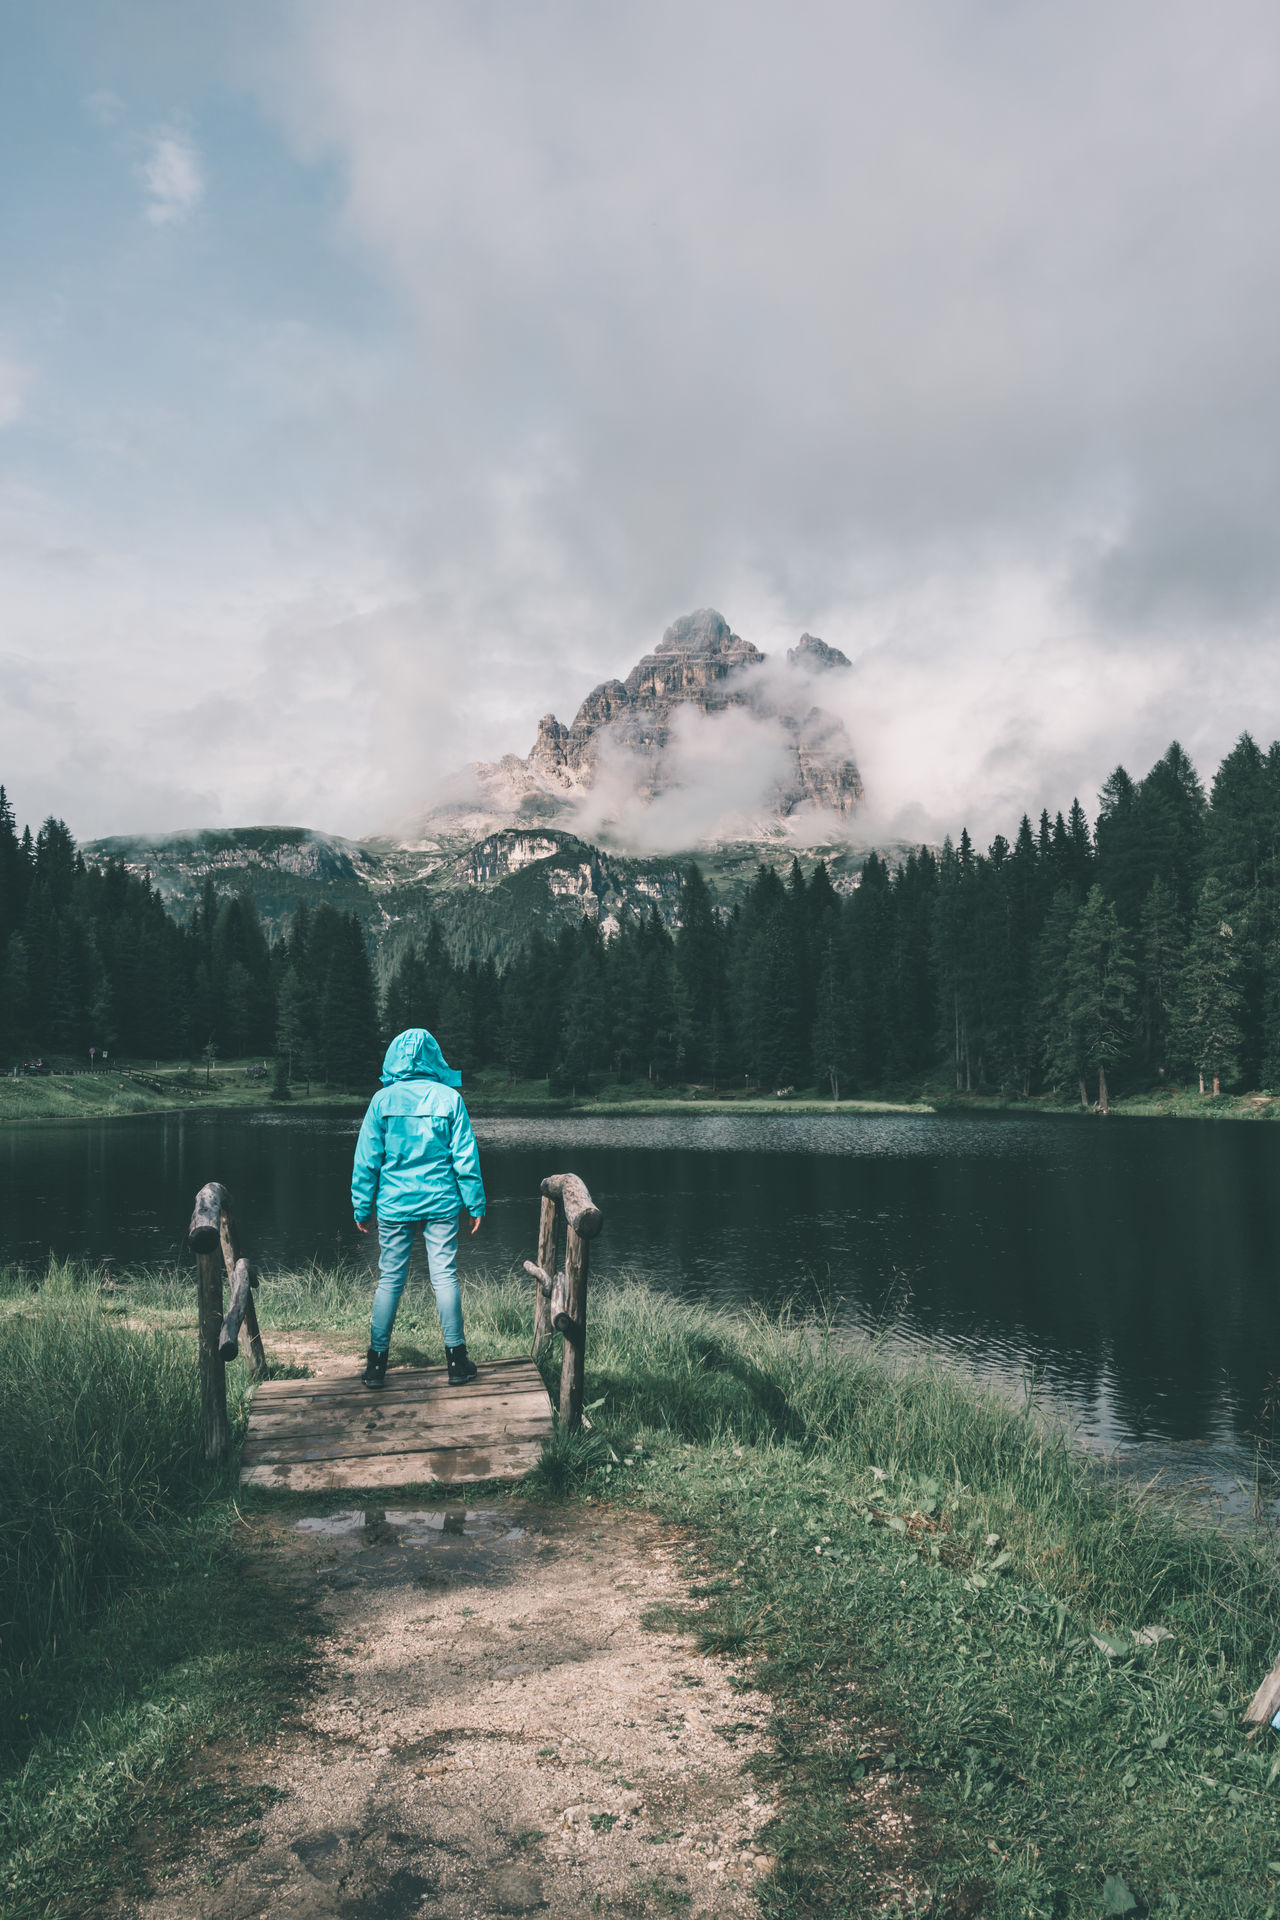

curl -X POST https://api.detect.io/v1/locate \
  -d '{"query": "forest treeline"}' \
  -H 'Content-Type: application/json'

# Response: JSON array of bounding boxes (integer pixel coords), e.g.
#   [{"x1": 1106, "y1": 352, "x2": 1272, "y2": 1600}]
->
[{"x1": 3, "y1": 731, "x2": 1279, "y2": 1103}]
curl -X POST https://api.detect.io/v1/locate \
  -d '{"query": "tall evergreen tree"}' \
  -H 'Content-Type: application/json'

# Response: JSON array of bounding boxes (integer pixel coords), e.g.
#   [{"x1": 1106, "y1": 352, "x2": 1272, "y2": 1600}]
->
[
  {"x1": 1059, "y1": 886, "x2": 1135, "y2": 1111},
  {"x1": 1171, "y1": 877, "x2": 1244, "y2": 1095}
]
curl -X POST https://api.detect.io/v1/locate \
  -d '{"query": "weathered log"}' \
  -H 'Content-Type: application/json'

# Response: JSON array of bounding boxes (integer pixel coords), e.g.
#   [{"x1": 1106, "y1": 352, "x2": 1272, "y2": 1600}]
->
[
  {"x1": 212, "y1": 1189, "x2": 267, "y2": 1375},
  {"x1": 523, "y1": 1259, "x2": 562, "y2": 1299},
  {"x1": 549, "y1": 1269, "x2": 577, "y2": 1340},
  {"x1": 1245, "y1": 1652, "x2": 1280, "y2": 1726},
  {"x1": 219, "y1": 1257, "x2": 256, "y2": 1362},
  {"x1": 533, "y1": 1192, "x2": 558, "y2": 1350},
  {"x1": 539, "y1": 1174, "x2": 603, "y2": 1242},
  {"x1": 190, "y1": 1181, "x2": 266, "y2": 1406},
  {"x1": 559, "y1": 1220, "x2": 590, "y2": 1430},
  {"x1": 187, "y1": 1180, "x2": 229, "y2": 1253},
  {"x1": 190, "y1": 1185, "x2": 230, "y2": 1463},
  {"x1": 240, "y1": 1286, "x2": 267, "y2": 1378}
]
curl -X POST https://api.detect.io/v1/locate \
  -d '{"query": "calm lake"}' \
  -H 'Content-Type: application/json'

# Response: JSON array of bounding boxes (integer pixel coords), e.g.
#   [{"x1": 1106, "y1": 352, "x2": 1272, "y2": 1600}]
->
[{"x1": 4, "y1": 1107, "x2": 1279, "y2": 1470}]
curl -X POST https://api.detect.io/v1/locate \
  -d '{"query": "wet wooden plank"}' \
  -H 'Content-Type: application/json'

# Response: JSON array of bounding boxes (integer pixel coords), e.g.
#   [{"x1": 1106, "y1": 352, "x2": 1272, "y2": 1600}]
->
[
  {"x1": 249, "y1": 1395, "x2": 548, "y2": 1440},
  {"x1": 252, "y1": 1381, "x2": 549, "y2": 1419},
  {"x1": 242, "y1": 1413, "x2": 553, "y2": 1465},
  {"x1": 239, "y1": 1354, "x2": 554, "y2": 1489},
  {"x1": 243, "y1": 1428, "x2": 551, "y2": 1467},
  {"x1": 239, "y1": 1439, "x2": 546, "y2": 1491}
]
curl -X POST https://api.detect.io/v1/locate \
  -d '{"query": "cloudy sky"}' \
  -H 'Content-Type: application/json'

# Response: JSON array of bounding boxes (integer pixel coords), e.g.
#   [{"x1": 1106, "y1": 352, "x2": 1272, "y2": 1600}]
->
[{"x1": 3, "y1": 1, "x2": 1280, "y2": 848}]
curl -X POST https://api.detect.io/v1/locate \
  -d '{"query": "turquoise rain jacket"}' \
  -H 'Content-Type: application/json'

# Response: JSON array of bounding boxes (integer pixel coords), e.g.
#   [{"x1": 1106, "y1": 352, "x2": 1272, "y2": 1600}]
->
[{"x1": 351, "y1": 1030, "x2": 486, "y2": 1223}]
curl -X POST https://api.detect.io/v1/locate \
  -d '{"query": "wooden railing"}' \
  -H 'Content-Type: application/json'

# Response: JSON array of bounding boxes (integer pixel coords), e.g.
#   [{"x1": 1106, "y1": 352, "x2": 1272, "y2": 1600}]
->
[
  {"x1": 524, "y1": 1172, "x2": 604, "y2": 1432},
  {"x1": 186, "y1": 1181, "x2": 266, "y2": 1464}
]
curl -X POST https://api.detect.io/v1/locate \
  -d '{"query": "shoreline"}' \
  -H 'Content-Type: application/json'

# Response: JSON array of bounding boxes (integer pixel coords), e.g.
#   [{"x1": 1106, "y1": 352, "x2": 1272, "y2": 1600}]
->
[{"x1": 4, "y1": 1064, "x2": 1279, "y2": 1127}]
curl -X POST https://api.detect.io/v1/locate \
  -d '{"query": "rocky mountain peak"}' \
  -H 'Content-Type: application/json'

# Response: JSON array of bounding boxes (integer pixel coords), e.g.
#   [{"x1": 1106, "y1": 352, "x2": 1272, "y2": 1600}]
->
[
  {"x1": 788, "y1": 633, "x2": 851, "y2": 672},
  {"x1": 438, "y1": 609, "x2": 863, "y2": 844},
  {"x1": 654, "y1": 607, "x2": 750, "y2": 657}
]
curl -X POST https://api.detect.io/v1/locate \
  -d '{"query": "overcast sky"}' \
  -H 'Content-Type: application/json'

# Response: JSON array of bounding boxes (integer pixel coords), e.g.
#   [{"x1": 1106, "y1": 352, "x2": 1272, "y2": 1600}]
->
[{"x1": 3, "y1": 1, "x2": 1280, "y2": 848}]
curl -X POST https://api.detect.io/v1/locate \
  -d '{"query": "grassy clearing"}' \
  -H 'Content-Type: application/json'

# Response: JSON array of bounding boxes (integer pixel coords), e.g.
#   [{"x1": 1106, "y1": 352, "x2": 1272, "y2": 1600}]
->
[{"x1": 9, "y1": 1262, "x2": 1280, "y2": 1916}]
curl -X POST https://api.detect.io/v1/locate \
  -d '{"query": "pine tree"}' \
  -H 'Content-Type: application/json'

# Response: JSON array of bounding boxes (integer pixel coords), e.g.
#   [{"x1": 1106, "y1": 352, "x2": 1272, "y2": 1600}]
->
[
  {"x1": 318, "y1": 915, "x2": 381, "y2": 1090},
  {"x1": 1171, "y1": 878, "x2": 1243, "y2": 1094},
  {"x1": 1038, "y1": 888, "x2": 1087, "y2": 1105},
  {"x1": 1137, "y1": 877, "x2": 1183, "y2": 1072},
  {"x1": 275, "y1": 965, "x2": 313, "y2": 1086},
  {"x1": 1095, "y1": 766, "x2": 1146, "y2": 922},
  {"x1": 674, "y1": 864, "x2": 724, "y2": 1082},
  {"x1": 811, "y1": 937, "x2": 852, "y2": 1099},
  {"x1": 1059, "y1": 887, "x2": 1135, "y2": 1111}
]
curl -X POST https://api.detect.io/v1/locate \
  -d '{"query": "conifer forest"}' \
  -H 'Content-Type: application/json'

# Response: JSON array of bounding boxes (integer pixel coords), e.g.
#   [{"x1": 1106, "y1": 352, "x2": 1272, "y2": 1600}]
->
[{"x1": 4, "y1": 732, "x2": 1280, "y2": 1105}]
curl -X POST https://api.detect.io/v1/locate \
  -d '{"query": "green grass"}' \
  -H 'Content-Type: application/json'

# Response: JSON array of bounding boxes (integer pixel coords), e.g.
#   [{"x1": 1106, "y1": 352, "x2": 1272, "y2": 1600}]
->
[
  {"x1": 0, "y1": 1060, "x2": 364, "y2": 1125},
  {"x1": 521, "y1": 1281, "x2": 1280, "y2": 1917},
  {"x1": 0, "y1": 1271, "x2": 314, "y2": 1920},
  {"x1": 12, "y1": 1055, "x2": 1280, "y2": 1125},
  {"x1": 0, "y1": 1269, "x2": 257, "y2": 1721},
  {"x1": 9, "y1": 1261, "x2": 1280, "y2": 1915}
]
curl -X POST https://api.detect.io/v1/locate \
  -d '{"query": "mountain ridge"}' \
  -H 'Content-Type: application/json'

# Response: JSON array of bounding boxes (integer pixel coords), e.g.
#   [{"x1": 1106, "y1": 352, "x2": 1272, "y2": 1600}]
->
[
  {"x1": 84, "y1": 610, "x2": 897, "y2": 965},
  {"x1": 418, "y1": 606, "x2": 864, "y2": 842}
]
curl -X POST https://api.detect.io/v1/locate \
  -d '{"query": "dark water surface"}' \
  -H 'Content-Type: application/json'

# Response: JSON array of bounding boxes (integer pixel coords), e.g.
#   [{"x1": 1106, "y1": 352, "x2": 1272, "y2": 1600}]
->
[{"x1": 4, "y1": 1107, "x2": 1279, "y2": 1463}]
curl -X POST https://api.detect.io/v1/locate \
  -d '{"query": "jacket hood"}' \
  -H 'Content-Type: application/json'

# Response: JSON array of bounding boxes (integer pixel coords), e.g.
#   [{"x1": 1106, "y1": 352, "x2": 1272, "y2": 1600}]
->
[{"x1": 379, "y1": 1029, "x2": 463, "y2": 1089}]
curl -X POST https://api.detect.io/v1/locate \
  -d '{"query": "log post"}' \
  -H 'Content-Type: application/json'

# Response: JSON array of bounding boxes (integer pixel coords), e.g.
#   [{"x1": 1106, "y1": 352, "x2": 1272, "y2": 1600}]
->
[
  {"x1": 537, "y1": 1173, "x2": 604, "y2": 1433},
  {"x1": 533, "y1": 1193, "x2": 558, "y2": 1352},
  {"x1": 219, "y1": 1258, "x2": 258, "y2": 1362},
  {"x1": 187, "y1": 1181, "x2": 231, "y2": 1464},
  {"x1": 216, "y1": 1194, "x2": 266, "y2": 1376},
  {"x1": 559, "y1": 1224, "x2": 589, "y2": 1431}
]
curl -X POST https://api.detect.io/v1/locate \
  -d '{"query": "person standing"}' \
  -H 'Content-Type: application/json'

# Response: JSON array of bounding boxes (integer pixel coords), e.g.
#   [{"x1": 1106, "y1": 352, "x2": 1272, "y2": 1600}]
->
[{"x1": 351, "y1": 1028, "x2": 485, "y2": 1389}]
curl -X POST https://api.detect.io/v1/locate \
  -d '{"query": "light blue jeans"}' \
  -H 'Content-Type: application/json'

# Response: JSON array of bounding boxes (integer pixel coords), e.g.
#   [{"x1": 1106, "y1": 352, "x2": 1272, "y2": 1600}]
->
[{"x1": 370, "y1": 1216, "x2": 464, "y2": 1353}]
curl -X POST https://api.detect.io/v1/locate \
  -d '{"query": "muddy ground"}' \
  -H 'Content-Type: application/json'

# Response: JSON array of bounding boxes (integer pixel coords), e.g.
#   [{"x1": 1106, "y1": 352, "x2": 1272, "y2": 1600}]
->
[{"x1": 131, "y1": 1490, "x2": 777, "y2": 1920}]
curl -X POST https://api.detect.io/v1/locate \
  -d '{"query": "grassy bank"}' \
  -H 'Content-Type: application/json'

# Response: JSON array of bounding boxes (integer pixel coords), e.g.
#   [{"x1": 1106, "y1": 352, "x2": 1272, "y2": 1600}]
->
[
  {"x1": 8, "y1": 1264, "x2": 1280, "y2": 1915},
  {"x1": 0, "y1": 1061, "x2": 365, "y2": 1125},
  {"x1": 0, "y1": 1275, "x2": 314, "y2": 1918},
  {"x1": 11, "y1": 1056, "x2": 1280, "y2": 1126},
  {"x1": 928, "y1": 1084, "x2": 1280, "y2": 1124}
]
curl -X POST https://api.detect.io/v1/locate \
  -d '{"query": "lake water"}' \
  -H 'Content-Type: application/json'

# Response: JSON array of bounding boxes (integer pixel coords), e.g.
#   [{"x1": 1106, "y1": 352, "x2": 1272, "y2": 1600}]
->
[{"x1": 5, "y1": 1107, "x2": 1280, "y2": 1476}]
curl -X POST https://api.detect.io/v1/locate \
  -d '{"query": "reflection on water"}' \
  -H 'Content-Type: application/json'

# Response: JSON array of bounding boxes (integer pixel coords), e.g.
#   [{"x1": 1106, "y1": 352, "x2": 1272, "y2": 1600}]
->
[
  {"x1": 294, "y1": 1508, "x2": 525, "y2": 1544},
  {"x1": 4, "y1": 1106, "x2": 1280, "y2": 1465}
]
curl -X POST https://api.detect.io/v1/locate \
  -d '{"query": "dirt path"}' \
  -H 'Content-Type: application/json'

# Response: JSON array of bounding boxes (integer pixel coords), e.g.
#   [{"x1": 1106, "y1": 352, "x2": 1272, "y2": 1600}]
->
[{"x1": 134, "y1": 1487, "x2": 777, "y2": 1920}]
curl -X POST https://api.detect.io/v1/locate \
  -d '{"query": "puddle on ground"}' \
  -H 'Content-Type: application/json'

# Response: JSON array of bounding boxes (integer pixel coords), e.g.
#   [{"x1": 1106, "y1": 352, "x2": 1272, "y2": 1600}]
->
[{"x1": 295, "y1": 1508, "x2": 527, "y2": 1545}]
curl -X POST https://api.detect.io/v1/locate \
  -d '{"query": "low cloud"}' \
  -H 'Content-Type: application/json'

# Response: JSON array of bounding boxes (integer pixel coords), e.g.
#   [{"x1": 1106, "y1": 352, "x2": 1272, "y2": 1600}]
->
[
  {"x1": 571, "y1": 701, "x2": 796, "y2": 853},
  {"x1": 140, "y1": 128, "x2": 204, "y2": 226}
]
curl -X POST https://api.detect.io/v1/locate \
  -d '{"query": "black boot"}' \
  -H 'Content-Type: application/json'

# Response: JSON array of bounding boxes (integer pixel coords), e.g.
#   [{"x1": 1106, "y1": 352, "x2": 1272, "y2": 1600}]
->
[
  {"x1": 362, "y1": 1346, "x2": 388, "y2": 1389},
  {"x1": 446, "y1": 1343, "x2": 478, "y2": 1386}
]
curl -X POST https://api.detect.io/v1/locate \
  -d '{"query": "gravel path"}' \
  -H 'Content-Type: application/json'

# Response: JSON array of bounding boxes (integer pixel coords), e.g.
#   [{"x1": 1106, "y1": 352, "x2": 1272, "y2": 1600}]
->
[{"x1": 135, "y1": 1489, "x2": 776, "y2": 1920}]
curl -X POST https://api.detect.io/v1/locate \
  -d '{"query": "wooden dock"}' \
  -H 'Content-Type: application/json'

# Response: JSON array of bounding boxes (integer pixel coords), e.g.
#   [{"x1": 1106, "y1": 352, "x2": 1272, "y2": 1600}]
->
[{"x1": 239, "y1": 1357, "x2": 554, "y2": 1491}]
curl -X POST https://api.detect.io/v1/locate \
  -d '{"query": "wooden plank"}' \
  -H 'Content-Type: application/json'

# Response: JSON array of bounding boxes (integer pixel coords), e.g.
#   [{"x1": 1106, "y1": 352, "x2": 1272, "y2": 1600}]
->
[
  {"x1": 250, "y1": 1358, "x2": 539, "y2": 1401},
  {"x1": 250, "y1": 1373, "x2": 548, "y2": 1410},
  {"x1": 249, "y1": 1389, "x2": 550, "y2": 1428},
  {"x1": 239, "y1": 1438, "x2": 546, "y2": 1491},
  {"x1": 248, "y1": 1394, "x2": 550, "y2": 1439},
  {"x1": 241, "y1": 1415, "x2": 553, "y2": 1466},
  {"x1": 244, "y1": 1400, "x2": 552, "y2": 1444}
]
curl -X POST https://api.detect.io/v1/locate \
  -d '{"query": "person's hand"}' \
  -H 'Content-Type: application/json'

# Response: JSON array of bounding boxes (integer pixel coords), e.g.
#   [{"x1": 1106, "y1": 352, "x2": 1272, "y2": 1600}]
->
[
  {"x1": 355, "y1": 1217, "x2": 370, "y2": 1235},
  {"x1": 469, "y1": 1213, "x2": 482, "y2": 1236}
]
